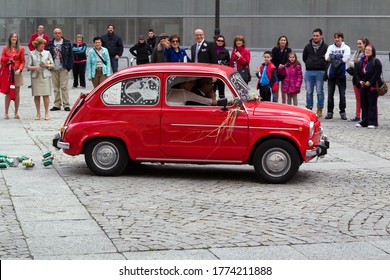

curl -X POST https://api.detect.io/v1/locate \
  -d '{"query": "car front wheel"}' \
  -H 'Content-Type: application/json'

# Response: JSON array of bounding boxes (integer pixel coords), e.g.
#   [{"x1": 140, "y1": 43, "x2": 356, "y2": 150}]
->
[
  {"x1": 84, "y1": 138, "x2": 128, "y2": 176},
  {"x1": 253, "y1": 139, "x2": 300, "y2": 184}
]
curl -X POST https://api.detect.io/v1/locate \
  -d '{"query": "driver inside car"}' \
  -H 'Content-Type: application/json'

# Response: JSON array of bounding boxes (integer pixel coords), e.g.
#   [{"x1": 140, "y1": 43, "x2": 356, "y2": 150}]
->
[{"x1": 167, "y1": 77, "x2": 218, "y2": 106}]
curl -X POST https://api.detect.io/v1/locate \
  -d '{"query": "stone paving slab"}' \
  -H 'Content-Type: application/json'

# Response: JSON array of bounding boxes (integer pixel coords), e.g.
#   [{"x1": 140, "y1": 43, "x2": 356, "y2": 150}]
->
[
  {"x1": 123, "y1": 249, "x2": 218, "y2": 260},
  {"x1": 292, "y1": 242, "x2": 390, "y2": 260},
  {"x1": 211, "y1": 245, "x2": 308, "y2": 260},
  {"x1": 26, "y1": 234, "x2": 117, "y2": 257}
]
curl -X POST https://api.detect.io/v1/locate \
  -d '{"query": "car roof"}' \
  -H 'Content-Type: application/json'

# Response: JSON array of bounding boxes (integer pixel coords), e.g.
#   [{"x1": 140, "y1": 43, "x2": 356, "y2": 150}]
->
[{"x1": 111, "y1": 63, "x2": 235, "y2": 79}]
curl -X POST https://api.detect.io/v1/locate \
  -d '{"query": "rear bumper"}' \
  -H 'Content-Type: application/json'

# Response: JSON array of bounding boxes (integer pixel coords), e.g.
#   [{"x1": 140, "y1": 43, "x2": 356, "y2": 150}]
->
[
  {"x1": 306, "y1": 135, "x2": 329, "y2": 157},
  {"x1": 52, "y1": 133, "x2": 70, "y2": 150}
]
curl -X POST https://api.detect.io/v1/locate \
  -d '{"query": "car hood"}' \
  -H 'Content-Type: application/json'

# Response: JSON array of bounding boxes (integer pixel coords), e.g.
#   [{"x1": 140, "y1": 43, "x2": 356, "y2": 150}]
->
[{"x1": 245, "y1": 101, "x2": 317, "y2": 122}]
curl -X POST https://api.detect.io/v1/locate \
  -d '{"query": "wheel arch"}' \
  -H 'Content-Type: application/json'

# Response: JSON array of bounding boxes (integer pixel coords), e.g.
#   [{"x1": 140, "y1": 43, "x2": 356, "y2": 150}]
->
[
  {"x1": 248, "y1": 135, "x2": 303, "y2": 165},
  {"x1": 82, "y1": 136, "x2": 131, "y2": 160}
]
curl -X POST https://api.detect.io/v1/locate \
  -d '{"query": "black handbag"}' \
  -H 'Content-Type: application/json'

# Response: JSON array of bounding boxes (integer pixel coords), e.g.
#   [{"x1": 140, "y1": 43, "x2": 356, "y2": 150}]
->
[
  {"x1": 238, "y1": 67, "x2": 251, "y2": 83},
  {"x1": 346, "y1": 67, "x2": 355, "y2": 76}
]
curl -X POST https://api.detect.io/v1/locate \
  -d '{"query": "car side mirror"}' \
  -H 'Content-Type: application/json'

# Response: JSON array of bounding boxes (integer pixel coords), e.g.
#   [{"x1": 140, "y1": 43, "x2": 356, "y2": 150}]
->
[
  {"x1": 217, "y1": 98, "x2": 228, "y2": 110},
  {"x1": 217, "y1": 98, "x2": 228, "y2": 107}
]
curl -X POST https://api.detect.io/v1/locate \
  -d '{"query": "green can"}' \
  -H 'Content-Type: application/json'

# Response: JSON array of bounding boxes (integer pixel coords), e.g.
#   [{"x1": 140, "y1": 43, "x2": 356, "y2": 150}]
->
[
  {"x1": 0, "y1": 157, "x2": 6, "y2": 163},
  {"x1": 5, "y1": 158, "x2": 14, "y2": 166},
  {"x1": 0, "y1": 163, "x2": 7, "y2": 169},
  {"x1": 0, "y1": 153, "x2": 7, "y2": 158},
  {"x1": 42, "y1": 151, "x2": 52, "y2": 158},
  {"x1": 43, "y1": 160, "x2": 53, "y2": 167}
]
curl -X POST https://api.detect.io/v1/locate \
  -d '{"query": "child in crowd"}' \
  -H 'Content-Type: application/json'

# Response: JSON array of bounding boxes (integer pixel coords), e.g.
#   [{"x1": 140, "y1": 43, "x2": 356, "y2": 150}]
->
[
  {"x1": 278, "y1": 52, "x2": 303, "y2": 106},
  {"x1": 256, "y1": 51, "x2": 278, "y2": 101}
]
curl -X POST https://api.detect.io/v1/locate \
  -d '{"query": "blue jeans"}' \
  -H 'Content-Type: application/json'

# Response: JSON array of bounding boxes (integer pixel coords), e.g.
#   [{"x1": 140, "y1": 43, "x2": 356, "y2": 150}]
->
[
  {"x1": 110, "y1": 57, "x2": 119, "y2": 73},
  {"x1": 304, "y1": 70, "x2": 325, "y2": 109}
]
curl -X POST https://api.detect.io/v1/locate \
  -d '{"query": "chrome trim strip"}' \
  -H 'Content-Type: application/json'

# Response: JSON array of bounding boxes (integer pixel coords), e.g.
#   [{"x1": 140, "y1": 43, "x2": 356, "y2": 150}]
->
[
  {"x1": 171, "y1": 123, "x2": 300, "y2": 131},
  {"x1": 136, "y1": 157, "x2": 243, "y2": 164},
  {"x1": 249, "y1": 126, "x2": 300, "y2": 131},
  {"x1": 171, "y1": 123, "x2": 247, "y2": 129}
]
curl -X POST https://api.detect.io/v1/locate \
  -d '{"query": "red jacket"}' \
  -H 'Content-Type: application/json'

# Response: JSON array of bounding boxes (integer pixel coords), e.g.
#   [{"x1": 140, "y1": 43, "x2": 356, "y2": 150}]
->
[
  {"x1": 229, "y1": 46, "x2": 250, "y2": 71},
  {"x1": 278, "y1": 63, "x2": 303, "y2": 94},
  {"x1": 1, "y1": 46, "x2": 25, "y2": 71},
  {"x1": 256, "y1": 62, "x2": 278, "y2": 92},
  {"x1": 28, "y1": 32, "x2": 50, "y2": 51}
]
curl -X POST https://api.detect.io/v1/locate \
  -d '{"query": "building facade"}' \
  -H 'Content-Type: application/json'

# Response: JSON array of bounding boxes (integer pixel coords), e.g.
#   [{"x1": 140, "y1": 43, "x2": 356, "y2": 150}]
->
[{"x1": 1, "y1": 0, "x2": 389, "y2": 52}]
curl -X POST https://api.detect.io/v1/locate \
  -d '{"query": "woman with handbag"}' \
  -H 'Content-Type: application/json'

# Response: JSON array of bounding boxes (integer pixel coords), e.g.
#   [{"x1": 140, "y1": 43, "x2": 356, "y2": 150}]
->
[
  {"x1": 356, "y1": 45, "x2": 382, "y2": 129},
  {"x1": 229, "y1": 35, "x2": 251, "y2": 84},
  {"x1": 87, "y1": 36, "x2": 111, "y2": 88},
  {"x1": 1, "y1": 32, "x2": 25, "y2": 119},
  {"x1": 348, "y1": 37, "x2": 370, "y2": 122}
]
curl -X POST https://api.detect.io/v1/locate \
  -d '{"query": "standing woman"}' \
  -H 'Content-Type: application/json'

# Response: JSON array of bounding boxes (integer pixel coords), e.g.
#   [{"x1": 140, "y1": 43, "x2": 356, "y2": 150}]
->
[
  {"x1": 356, "y1": 45, "x2": 382, "y2": 129},
  {"x1": 27, "y1": 37, "x2": 54, "y2": 120},
  {"x1": 348, "y1": 37, "x2": 370, "y2": 122},
  {"x1": 87, "y1": 36, "x2": 111, "y2": 88},
  {"x1": 72, "y1": 34, "x2": 87, "y2": 88},
  {"x1": 271, "y1": 35, "x2": 291, "y2": 103},
  {"x1": 162, "y1": 34, "x2": 191, "y2": 62},
  {"x1": 1, "y1": 32, "x2": 25, "y2": 119},
  {"x1": 214, "y1": 35, "x2": 230, "y2": 97},
  {"x1": 229, "y1": 35, "x2": 251, "y2": 83},
  {"x1": 130, "y1": 35, "x2": 152, "y2": 65}
]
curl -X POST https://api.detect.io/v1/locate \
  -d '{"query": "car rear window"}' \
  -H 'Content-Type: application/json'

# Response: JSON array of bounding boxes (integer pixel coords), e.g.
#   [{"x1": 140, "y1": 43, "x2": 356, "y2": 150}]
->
[{"x1": 102, "y1": 76, "x2": 160, "y2": 106}]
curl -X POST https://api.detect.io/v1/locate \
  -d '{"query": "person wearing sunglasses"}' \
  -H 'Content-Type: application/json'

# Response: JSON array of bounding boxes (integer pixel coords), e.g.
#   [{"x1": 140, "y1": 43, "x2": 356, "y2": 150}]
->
[
  {"x1": 214, "y1": 35, "x2": 230, "y2": 97},
  {"x1": 162, "y1": 34, "x2": 191, "y2": 63}
]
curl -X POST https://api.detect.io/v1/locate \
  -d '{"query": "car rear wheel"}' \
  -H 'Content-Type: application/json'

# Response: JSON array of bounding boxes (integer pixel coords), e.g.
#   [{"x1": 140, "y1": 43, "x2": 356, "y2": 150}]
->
[
  {"x1": 84, "y1": 138, "x2": 128, "y2": 176},
  {"x1": 253, "y1": 139, "x2": 300, "y2": 184}
]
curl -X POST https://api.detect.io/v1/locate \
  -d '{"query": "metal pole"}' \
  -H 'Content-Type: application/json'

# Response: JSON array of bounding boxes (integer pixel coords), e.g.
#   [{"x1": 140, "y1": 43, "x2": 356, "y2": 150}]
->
[{"x1": 214, "y1": 0, "x2": 220, "y2": 38}]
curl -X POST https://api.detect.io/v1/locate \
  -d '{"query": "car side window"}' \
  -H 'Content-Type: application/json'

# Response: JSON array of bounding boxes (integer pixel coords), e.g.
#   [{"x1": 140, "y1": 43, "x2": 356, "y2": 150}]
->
[
  {"x1": 166, "y1": 76, "x2": 231, "y2": 106},
  {"x1": 102, "y1": 76, "x2": 160, "y2": 106}
]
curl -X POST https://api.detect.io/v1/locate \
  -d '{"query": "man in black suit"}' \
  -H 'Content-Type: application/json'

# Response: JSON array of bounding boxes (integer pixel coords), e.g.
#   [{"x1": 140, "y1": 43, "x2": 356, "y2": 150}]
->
[{"x1": 191, "y1": 29, "x2": 217, "y2": 64}]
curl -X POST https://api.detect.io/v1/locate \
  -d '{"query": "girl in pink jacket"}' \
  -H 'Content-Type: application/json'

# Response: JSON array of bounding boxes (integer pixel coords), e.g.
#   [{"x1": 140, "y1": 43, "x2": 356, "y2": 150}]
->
[{"x1": 278, "y1": 52, "x2": 302, "y2": 106}]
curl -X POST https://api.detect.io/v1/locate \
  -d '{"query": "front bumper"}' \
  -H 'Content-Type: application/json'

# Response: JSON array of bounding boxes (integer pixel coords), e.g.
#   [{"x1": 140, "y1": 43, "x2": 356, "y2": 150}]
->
[
  {"x1": 52, "y1": 133, "x2": 70, "y2": 150},
  {"x1": 306, "y1": 135, "x2": 329, "y2": 157}
]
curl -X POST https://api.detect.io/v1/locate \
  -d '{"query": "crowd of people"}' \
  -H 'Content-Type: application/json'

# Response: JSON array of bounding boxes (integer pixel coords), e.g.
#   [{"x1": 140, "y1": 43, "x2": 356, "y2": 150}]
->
[{"x1": 0, "y1": 25, "x2": 384, "y2": 128}]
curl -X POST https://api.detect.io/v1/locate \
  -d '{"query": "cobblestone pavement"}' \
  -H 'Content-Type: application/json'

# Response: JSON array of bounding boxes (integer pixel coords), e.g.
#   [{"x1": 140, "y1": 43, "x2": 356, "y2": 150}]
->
[{"x1": 1, "y1": 72, "x2": 390, "y2": 259}]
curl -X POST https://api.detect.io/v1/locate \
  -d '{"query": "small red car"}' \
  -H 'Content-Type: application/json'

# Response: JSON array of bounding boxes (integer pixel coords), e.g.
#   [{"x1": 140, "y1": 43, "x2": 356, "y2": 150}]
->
[{"x1": 53, "y1": 63, "x2": 329, "y2": 183}]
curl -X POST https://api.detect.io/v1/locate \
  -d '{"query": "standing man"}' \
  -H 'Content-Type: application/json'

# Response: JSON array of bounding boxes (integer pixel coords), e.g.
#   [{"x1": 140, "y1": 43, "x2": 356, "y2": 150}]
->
[
  {"x1": 302, "y1": 28, "x2": 328, "y2": 118},
  {"x1": 191, "y1": 29, "x2": 217, "y2": 64},
  {"x1": 101, "y1": 24, "x2": 123, "y2": 73},
  {"x1": 46, "y1": 28, "x2": 73, "y2": 111},
  {"x1": 146, "y1": 29, "x2": 157, "y2": 50},
  {"x1": 28, "y1": 25, "x2": 49, "y2": 51},
  {"x1": 324, "y1": 32, "x2": 351, "y2": 120}
]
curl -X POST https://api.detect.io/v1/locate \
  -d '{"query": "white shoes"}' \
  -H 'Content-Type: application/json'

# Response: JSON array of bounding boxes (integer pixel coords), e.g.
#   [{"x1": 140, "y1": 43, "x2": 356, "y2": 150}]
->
[{"x1": 356, "y1": 123, "x2": 378, "y2": 129}]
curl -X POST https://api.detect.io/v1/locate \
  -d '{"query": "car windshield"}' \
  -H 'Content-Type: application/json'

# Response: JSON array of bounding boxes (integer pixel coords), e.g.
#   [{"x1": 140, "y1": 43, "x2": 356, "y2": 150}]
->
[{"x1": 230, "y1": 72, "x2": 254, "y2": 102}]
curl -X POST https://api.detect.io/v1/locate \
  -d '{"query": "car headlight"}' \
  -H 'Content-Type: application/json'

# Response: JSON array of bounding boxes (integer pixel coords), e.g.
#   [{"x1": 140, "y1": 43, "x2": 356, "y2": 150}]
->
[{"x1": 309, "y1": 121, "x2": 314, "y2": 137}]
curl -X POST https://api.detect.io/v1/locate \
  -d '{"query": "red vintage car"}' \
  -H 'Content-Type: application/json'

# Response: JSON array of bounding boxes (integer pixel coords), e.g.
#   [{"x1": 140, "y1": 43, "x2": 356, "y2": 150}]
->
[{"x1": 53, "y1": 63, "x2": 329, "y2": 183}]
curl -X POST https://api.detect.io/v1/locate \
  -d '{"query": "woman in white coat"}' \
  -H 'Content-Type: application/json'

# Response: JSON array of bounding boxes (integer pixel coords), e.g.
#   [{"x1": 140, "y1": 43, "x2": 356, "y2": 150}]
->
[{"x1": 27, "y1": 37, "x2": 54, "y2": 120}]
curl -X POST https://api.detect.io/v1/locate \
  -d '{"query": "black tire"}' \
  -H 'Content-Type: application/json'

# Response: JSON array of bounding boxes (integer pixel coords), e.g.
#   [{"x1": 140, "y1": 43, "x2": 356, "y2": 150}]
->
[
  {"x1": 84, "y1": 138, "x2": 128, "y2": 176},
  {"x1": 253, "y1": 139, "x2": 300, "y2": 184}
]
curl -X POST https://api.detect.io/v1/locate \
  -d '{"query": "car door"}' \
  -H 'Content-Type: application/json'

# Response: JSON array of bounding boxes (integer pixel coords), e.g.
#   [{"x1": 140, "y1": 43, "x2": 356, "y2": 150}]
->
[{"x1": 161, "y1": 75, "x2": 249, "y2": 161}]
